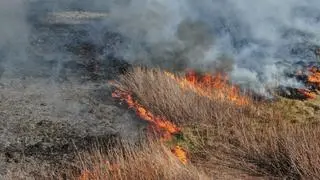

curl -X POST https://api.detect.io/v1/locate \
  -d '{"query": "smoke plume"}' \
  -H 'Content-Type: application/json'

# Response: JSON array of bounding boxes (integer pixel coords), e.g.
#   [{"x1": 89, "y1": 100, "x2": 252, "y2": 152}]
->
[
  {"x1": 2, "y1": 0, "x2": 320, "y2": 94},
  {"x1": 0, "y1": 0, "x2": 29, "y2": 76}
]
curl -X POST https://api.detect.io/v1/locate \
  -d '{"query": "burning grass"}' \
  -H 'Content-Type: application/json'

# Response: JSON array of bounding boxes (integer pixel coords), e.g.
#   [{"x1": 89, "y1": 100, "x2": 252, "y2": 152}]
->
[
  {"x1": 108, "y1": 67, "x2": 320, "y2": 179},
  {"x1": 8, "y1": 67, "x2": 320, "y2": 179},
  {"x1": 76, "y1": 141, "x2": 209, "y2": 180},
  {"x1": 165, "y1": 70, "x2": 249, "y2": 105},
  {"x1": 111, "y1": 88, "x2": 188, "y2": 164},
  {"x1": 4, "y1": 140, "x2": 208, "y2": 180}
]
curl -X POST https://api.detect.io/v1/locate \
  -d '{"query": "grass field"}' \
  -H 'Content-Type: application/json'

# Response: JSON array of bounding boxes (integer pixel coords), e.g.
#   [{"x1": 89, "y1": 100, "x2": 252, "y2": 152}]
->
[{"x1": 5, "y1": 67, "x2": 320, "y2": 180}]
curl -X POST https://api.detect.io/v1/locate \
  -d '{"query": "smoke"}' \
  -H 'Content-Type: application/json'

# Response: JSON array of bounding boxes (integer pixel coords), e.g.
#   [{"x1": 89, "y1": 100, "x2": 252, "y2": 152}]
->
[
  {"x1": 1, "y1": 0, "x2": 320, "y2": 94},
  {"x1": 101, "y1": 0, "x2": 320, "y2": 94},
  {"x1": 0, "y1": 0, "x2": 29, "y2": 76}
]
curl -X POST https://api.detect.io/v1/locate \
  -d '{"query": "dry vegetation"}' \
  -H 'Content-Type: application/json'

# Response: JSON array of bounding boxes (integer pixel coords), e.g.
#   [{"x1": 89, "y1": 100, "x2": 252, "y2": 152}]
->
[
  {"x1": 76, "y1": 140, "x2": 210, "y2": 180},
  {"x1": 274, "y1": 97, "x2": 320, "y2": 123},
  {"x1": 105, "y1": 67, "x2": 320, "y2": 179},
  {"x1": 6, "y1": 67, "x2": 320, "y2": 180}
]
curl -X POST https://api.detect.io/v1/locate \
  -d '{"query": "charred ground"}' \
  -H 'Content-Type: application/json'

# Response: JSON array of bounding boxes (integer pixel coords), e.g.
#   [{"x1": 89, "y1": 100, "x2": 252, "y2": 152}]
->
[{"x1": 0, "y1": 9, "x2": 142, "y2": 178}]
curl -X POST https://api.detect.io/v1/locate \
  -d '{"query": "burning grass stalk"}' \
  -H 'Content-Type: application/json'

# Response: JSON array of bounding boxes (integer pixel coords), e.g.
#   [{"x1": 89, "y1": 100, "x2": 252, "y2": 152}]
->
[
  {"x1": 7, "y1": 67, "x2": 320, "y2": 179},
  {"x1": 77, "y1": 140, "x2": 209, "y2": 180}
]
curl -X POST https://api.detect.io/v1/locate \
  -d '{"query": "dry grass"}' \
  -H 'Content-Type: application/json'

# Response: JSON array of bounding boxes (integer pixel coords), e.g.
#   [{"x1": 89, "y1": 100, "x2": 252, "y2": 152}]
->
[
  {"x1": 111, "y1": 67, "x2": 320, "y2": 179},
  {"x1": 273, "y1": 97, "x2": 320, "y2": 123},
  {"x1": 74, "y1": 140, "x2": 210, "y2": 180},
  {"x1": 6, "y1": 67, "x2": 320, "y2": 179},
  {"x1": 4, "y1": 140, "x2": 209, "y2": 180}
]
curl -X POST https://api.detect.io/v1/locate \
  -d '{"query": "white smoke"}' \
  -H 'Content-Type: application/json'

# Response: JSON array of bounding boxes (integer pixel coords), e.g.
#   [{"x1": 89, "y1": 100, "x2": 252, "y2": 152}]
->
[
  {"x1": 0, "y1": 0, "x2": 29, "y2": 76},
  {"x1": 2, "y1": 0, "x2": 320, "y2": 94},
  {"x1": 101, "y1": 0, "x2": 320, "y2": 94}
]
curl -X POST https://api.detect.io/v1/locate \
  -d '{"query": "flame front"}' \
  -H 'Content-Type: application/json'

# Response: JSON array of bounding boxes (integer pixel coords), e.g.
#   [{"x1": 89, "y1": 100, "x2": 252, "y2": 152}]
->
[
  {"x1": 112, "y1": 89, "x2": 187, "y2": 164},
  {"x1": 295, "y1": 66, "x2": 320, "y2": 99},
  {"x1": 79, "y1": 161, "x2": 121, "y2": 180},
  {"x1": 109, "y1": 69, "x2": 252, "y2": 167},
  {"x1": 172, "y1": 146, "x2": 187, "y2": 165},
  {"x1": 79, "y1": 88, "x2": 187, "y2": 179},
  {"x1": 112, "y1": 90, "x2": 180, "y2": 138},
  {"x1": 165, "y1": 70, "x2": 249, "y2": 105},
  {"x1": 297, "y1": 89, "x2": 317, "y2": 99},
  {"x1": 308, "y1": 67, "x2": 320, "y2": 88}
]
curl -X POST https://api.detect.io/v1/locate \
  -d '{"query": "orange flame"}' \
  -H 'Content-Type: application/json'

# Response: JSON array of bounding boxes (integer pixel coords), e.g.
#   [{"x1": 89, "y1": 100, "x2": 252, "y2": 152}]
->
[
  {"x1": 165, "y1": 70, "x2": 249, "y2": 105},
  {"x1": 308, "y1": 67, "x2": 320, "y2": 87},
  {"x1": 111, "y1": 89, "x2": 187, "y2": 164},
  {"x1": 110, "y1": 69, "x2": 248, "y2": 165},
  {"x1": 112, "y1": 90, "x2": 180, "y2": 138},
  {"x1": 297, "y1": 89, "x2": 317, "y2": 99},
  {"x1": 293, "y1": 66, "x2": 320, "y2": 100},
  {"x1": 172, "y1": 146, "x2": 188, "y2": 165},
  {"x1": 79, "y1": 161, "x2": 121, "y2": 180},
  {"x1": 79, "y1": 170, "x2": 90, "y2": 180}
]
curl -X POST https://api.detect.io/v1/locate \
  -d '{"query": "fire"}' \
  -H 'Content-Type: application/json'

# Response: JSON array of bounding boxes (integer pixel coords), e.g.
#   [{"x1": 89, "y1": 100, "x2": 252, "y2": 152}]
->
[
  {"x1": 111, "y1": 89, "x2": 187, "y2": 164},
  {"x1": 110, "y1": 69, "x2": 250, "y2": 164},
  {"x1": 297, "y1": 89, "x2": 317, "y2": 99},
  {"x1": 171, "y1": 146, "x2": 188, "y2": 165},
  {"x1": 165, "y1": 70, "x2": 249, "y2": 105},
  {"x1": 112, "y1": 90, "x2": 180, "y2": 138},
  {"x1": 79, "y1": 170, "x2": 90, "y2": 180},
  {"x1": 308, "y1": 66, "x2": 320, "y2": 87},
  {"x1": 108, "y1": 68, "x2": 250, "y2": 168},
  {"x1": 79, "y1": 161, "x2": 120, "y2": 180},
  {"x1": 293, "y1": 66, "x2": 320, "y2": 100}
]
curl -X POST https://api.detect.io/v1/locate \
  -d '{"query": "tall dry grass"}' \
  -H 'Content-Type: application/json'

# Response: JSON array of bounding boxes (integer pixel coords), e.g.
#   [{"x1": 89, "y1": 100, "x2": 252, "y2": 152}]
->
[
  {"x1": 112, "y1": 67, "x2": 320, "y2": 179},
  {"x1": 7, "y1": 67, "x2": 320, "y2": 179},
  {"x1": 4, "y1": 140, "x2": 209, "y2": 180},
  {"x1": 75, "y1": 140, "x2": 209, "y2": 180}
]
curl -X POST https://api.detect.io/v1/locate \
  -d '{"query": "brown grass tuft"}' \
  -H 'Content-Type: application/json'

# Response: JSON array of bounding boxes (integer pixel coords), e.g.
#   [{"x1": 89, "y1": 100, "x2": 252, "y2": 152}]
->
[
  {"x1": 112, "y1": 67, "x2": 320, "y2": 179},
  {"x1": 7, "y1": 67, "x2": 320, "y2": 179},
  {"x1": 75, "y1": 140, "x2": 209, "y2": 180}
]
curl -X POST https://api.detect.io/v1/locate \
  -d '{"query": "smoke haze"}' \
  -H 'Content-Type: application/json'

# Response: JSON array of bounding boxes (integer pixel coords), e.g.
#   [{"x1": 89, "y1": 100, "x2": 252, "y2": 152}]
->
[{"x1": 1, "y1": 0, "x2": 320, "y2": 94}]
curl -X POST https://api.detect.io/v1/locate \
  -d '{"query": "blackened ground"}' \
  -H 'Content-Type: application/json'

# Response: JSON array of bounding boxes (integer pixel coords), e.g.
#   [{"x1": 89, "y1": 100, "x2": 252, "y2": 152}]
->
[
  {"x1": 0, "y1": 77, "x2": 147, "y2": 177},
  {"x1": 0, "y1": 10, "x2": 143, "y2": 178},
  {"x1": 275, "y1": 86, "x2": 311, "y2": 100}
]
